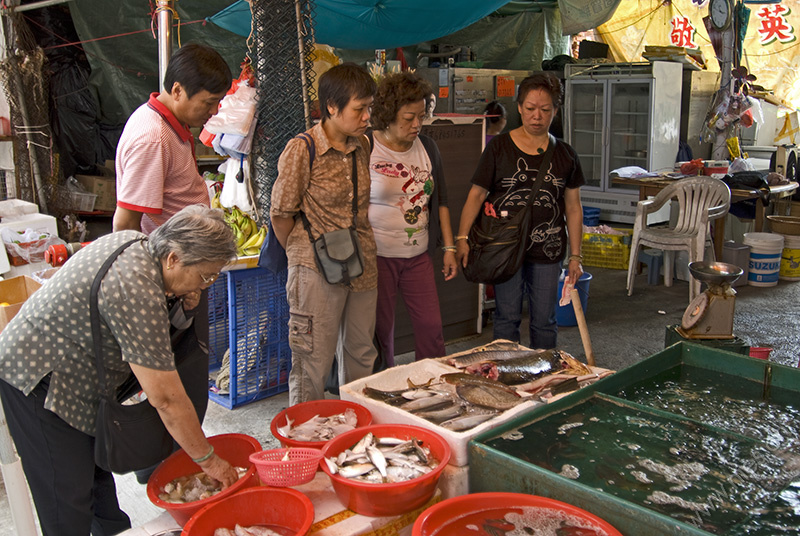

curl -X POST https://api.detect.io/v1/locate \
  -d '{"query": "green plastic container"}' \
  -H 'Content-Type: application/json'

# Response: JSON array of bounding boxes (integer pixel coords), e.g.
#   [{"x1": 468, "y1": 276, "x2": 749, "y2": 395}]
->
[{"x1": 469, "y1": 342, "x2": 800, "y2": 536}]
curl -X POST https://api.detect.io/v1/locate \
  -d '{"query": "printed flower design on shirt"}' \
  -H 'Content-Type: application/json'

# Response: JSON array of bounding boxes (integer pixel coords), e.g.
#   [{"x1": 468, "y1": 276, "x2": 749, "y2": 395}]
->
[{"x1": 371, "y1": 160, "x2": 433, "y2": 226}]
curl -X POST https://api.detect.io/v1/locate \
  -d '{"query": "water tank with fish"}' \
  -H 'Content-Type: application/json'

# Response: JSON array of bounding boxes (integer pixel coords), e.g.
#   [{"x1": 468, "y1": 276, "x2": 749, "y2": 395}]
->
[{"x1": 468, "y1": 342, "x2": 800, "y2": 535}]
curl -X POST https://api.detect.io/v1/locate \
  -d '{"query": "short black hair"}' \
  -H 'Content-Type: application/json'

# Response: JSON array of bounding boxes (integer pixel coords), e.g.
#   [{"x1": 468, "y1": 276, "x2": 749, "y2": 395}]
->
[
  {"x1": 163, "y1": 43, "x2": 232, "y2": 98},
  {"x1": 517, "y1": 72, "x2": 563, "y2": 108},
  {"x1": 484, "y1": 101, "x2": 507, "y2": 125},
  {"x1": 318, "y1": 63, "x2": 376, "y2": 121},
  {"x1": 371, "y1": 72, "x2": 432, "y2": 131}
]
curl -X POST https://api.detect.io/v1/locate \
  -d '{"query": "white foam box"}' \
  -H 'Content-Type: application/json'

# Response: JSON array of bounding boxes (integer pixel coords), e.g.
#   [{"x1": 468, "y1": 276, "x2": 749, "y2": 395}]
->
[
  {"x1": 0, "y1": 199, "x2": 39, "y2": 219},
  {"x1": 340, "y1": 359, "x2": 544, "y2": 467},
  {"x1": 438, "y1": 462, "x2": 469, "y2": 499},
  {"x1": 0, "y1": 212, "x2": 58, "y2": 236}
]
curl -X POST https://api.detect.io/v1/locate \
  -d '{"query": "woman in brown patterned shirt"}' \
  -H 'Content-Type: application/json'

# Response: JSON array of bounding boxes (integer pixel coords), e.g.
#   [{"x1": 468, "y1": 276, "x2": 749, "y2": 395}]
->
[{"x1": 270, "y1": 63, "x2": 379, "y2": 404}]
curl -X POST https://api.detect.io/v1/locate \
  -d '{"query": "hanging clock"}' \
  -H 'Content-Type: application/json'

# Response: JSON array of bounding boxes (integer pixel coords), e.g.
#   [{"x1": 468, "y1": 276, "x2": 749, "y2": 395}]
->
[{"x1": 709, "y1": 0, "x2": 733, "y2": 31}]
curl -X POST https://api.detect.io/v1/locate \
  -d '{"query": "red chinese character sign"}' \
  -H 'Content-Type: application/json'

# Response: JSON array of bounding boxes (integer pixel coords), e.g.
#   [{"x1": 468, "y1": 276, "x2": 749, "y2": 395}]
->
[
  {"x1": 757, "y1": 5, "x2": 796, "y2": 45},
  {"x1": 597, "y1": 0, "x2": 800, "y2": 111},
  {"x1": 670, "y1": 16, "x2": 698, "y2": 48}
]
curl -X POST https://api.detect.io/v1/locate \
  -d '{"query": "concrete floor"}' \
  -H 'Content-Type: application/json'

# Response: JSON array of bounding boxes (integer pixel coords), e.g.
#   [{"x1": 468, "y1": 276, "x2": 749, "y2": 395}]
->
[{"x1": 1, "y1": 265, "x2": 798, "y2": 534}]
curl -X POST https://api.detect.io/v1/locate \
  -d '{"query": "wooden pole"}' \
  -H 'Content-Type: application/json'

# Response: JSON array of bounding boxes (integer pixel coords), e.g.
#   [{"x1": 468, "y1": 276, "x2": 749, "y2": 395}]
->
[{"x1": 570, "y1": 288, "x2": 596, "y2": 367}]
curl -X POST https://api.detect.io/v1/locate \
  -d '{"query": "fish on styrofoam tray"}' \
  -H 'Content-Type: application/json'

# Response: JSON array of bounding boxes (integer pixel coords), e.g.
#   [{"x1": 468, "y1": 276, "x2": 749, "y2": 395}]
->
[{"x1": 340, "y1": 359, "x2": 544, "y2": 467}]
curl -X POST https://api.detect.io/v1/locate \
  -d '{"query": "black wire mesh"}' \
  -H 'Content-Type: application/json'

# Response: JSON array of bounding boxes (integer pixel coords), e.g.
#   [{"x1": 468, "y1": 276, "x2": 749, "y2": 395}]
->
[{"x1": 249, "y1": 0, "x2": 317, "y2": 223}]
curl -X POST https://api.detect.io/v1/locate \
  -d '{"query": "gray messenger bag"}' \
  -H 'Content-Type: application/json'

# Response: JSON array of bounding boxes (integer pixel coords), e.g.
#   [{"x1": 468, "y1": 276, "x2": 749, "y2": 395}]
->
[{"x1": 300, "y1": 152, "x2": 364, "y2": 285}]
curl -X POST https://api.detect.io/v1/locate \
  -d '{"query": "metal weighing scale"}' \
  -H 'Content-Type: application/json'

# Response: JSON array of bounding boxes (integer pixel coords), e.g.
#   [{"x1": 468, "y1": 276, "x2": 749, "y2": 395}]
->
[{"x1": 678, "y1": 261, "x2": 744, "y2": 339}]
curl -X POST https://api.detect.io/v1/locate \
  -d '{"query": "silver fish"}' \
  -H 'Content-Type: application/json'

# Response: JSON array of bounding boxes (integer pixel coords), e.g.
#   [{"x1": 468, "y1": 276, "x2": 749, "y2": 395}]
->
[
  {"x1": 414, "y1": 403, "x2": 465, "y2": 422},
  {"x1": 351, "y1": 432, "x2": 374, "y2": 454},
  {"x1": 440, "y1": 411, "x2": 498, "y2": 431},
  {"x1": 366, "y1": 445, "x2": 387, "y2": 478},
  {"x1": 338, "y1": 463, "x2": 376, "y2": 478},
  {"x1": 399, "y1": 394, "x2": 453, "y2": 412},
  {"x1": 327, "y1": 432, "x2": 438, "y2": 484}
]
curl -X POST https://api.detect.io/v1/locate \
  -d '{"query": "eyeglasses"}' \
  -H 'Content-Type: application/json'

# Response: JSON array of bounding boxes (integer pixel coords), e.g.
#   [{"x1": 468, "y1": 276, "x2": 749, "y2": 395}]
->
[{"x1": 199, "y1": 271, "x2": 220, "y2": 285}]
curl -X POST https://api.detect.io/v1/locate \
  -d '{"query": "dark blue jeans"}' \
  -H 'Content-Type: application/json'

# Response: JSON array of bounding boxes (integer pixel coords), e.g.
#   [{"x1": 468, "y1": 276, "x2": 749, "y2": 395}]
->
[{"x1": 492, "y1": 261, "x2": 562, "y2": 349}]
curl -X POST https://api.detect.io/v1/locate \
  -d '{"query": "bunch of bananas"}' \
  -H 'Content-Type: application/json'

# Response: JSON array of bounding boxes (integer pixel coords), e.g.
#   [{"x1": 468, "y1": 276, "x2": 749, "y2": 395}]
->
[{"x1": 213, "y1": 193, "x2": 266, "y2": 256}]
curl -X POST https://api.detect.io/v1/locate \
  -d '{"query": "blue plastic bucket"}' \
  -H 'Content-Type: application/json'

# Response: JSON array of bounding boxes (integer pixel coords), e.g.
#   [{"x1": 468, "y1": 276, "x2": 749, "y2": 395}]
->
[{"x1": 556, "y1": 271, "x2": 592, "y2": 327}]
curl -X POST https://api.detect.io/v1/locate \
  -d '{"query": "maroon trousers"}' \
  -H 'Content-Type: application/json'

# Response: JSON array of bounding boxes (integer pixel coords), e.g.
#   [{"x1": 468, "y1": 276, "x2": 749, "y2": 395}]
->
[{"x1": 374, "y1": 253, "x2": 446, "y2": 366}]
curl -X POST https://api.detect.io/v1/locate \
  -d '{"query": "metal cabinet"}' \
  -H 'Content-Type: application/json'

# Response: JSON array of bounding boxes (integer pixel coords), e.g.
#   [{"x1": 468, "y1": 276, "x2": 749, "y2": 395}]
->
[{"x1": 565, "y1": 62, "x2": 682, "y2": 223}]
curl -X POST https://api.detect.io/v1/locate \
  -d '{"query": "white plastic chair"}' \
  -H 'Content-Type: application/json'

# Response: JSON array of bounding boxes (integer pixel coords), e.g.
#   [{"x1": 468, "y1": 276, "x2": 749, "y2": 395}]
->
[{"x1": 626, "y1": 176, "x2": 731, "y2": 301}]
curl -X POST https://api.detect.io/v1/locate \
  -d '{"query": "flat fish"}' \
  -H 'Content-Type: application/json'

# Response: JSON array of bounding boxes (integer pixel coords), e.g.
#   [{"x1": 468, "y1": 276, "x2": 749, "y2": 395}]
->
[
  {"x1": 465, "y1": 349, "x2": 565, "y2": 385},
  {"x1": 456, "y1": 383, "x2": 521, "y2": 411},
  {"x1": 441, "y1": 372, "x2": 519, "y2": 394}
]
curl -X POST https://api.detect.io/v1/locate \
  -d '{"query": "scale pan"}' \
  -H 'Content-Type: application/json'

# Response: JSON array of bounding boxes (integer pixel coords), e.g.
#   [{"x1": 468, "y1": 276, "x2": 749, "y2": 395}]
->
[{"x1": 688, "y1": 261, "x2": 743, "y2": 285}]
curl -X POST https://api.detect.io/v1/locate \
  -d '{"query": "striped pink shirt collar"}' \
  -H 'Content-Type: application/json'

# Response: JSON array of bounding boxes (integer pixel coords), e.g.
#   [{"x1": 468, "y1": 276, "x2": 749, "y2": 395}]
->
[{"x1": 146, "y1": 93, "x2": 193, "y2": 143}]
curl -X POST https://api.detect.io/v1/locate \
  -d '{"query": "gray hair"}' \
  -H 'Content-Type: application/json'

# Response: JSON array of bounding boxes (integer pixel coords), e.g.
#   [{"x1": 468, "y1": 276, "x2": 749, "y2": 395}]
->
[{"x1": 148, "y1": 205, "x2": 237, "y2": 266}]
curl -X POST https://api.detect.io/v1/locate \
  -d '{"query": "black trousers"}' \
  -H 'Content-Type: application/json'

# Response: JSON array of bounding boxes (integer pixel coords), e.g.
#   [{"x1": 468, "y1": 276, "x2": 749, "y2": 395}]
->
[{"x1": 0, "y1": 377, "x2": 131, "y2": 536}]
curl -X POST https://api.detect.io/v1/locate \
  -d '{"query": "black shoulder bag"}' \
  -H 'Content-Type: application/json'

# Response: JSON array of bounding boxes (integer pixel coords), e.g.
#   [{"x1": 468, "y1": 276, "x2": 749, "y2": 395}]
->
[
  {"x1": 299, "y1": 151, "x2": 364, "y2": 285},
  {"x1": 463, "y1": 134, "x2": 556, "y2": 285},
  {"x1": 93, "y1": 238, "x2": 174, "y2": 473}
]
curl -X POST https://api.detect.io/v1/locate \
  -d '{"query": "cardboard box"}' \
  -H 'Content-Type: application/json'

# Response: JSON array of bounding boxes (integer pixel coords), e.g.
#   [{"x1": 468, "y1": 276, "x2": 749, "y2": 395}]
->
[
  {"x1": 74, "y1": 174, "x2": 116, "y2": 212},
  {"x1": 0, "y1": 275, "x2": 42, "y2": 333},
  {"x1": 340, "y1": 359, "x2": 544, "y2": 467}
]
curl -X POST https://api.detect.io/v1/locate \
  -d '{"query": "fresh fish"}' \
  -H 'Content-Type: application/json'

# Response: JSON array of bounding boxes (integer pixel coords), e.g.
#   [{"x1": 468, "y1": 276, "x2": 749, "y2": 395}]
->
[
  {"x1": 280, "y1": 408, "x2": 359, "y2": 442},
  {"x1": 399, "y1": 393, "x2": 454, "y2": 412},
  {"x1": 325, "y1": 432, "x2": 439, "y2": 484},
  {"x1": 351, "y1": 432, "x2": 374, "y2": 454},
  {"x1": 448, "y1": 349, "x2": 544, "y2": 369},
  {"x1": 465, "y1": 349, "x2": 565, "y2": 385},
  {"x1": 338, "y1": 463, "x2": 377, "y2": 478},
  {"x1": 440, "y1": 411, "x2": 498, "y2": 431},
  {"x1": 366, "y1": 445, "x2": 387, "y2": 477},
  {"x1": 158, "y1": 467, "x2": 248, "y2": 503},
  {"x1": 456, "y1": 383, "x2": 522, "y2": 410},
  {"x1": 323, "y1": 456, "x2": 339, "y2": 474},
  {"x1": 401, "y1": 389, "x2": 438, "y2": 400},
  {"x1": 441, "y1": 372, "x2": 519, "y2": 394},
  {"x1": 413, "y1": 402, "x2": 465, "y2": 422},
  {"x1": 362, "y1": 386, "x2": 411, "y2": 406},
  {"x1": 276, "y1": 416, "x2": 293, "y2": 438}
]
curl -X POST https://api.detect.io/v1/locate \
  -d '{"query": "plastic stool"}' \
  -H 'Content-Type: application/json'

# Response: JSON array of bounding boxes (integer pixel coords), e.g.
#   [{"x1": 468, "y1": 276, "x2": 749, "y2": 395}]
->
[{"x1": 638, "y1": 249, "x2": 663, "y2": 286}]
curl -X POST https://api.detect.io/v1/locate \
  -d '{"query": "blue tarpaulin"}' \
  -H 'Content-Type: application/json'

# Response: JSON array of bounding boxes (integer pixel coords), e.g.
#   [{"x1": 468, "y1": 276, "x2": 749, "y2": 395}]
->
[{"x1": 208, "y1": 0, "x2": 512, "y2": 49}]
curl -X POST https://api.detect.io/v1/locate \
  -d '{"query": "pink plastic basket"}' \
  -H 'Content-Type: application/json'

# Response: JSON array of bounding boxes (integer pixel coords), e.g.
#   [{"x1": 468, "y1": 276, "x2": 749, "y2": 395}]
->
[{"x1": 248, "y1": 448, "x2": 322, "y2": 487}]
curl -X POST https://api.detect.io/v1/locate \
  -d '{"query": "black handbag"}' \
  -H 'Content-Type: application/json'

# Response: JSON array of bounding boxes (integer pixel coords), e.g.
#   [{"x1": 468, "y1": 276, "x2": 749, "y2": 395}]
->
[
  {"x1": 92, "y1": 238, "x2": 174, "y2": 474},
  {"x1": 463, "y1": 135, "x2": 555, "y2": 285},
  {"x1": 300, "y1": 152, "x2": 364, "y2": 285}
]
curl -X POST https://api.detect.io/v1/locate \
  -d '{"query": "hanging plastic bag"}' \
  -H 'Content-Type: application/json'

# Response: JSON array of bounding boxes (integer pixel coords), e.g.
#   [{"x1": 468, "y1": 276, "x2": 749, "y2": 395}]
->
[
  {"x1": 203, "y1": 82, "x2": 257, "y2": 138},
  {"x1": 219, "y1": 156, "x2": 254, "y2": 214}
]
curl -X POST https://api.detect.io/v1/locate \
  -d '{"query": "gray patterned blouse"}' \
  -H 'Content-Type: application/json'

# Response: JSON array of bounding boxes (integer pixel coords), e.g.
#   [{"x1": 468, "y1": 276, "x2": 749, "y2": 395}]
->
[{"x1": 0, "y1": 230, "x2": 174, "y2": 435}]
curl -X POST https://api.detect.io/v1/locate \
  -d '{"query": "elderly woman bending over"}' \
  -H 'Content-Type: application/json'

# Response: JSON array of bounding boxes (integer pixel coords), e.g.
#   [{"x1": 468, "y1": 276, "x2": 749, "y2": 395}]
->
[{"x1": 0, "y1": 205, "x2": 239, "y2": 536}]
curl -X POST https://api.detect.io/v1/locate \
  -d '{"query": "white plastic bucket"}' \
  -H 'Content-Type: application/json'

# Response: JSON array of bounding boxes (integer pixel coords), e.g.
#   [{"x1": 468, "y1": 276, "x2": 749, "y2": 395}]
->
[
  {"x1": 743, "y1": 232, "x2": 784, "y2": 287},
  {"x1": 779, "y1": 233, "x2": 800, "y2": 281}
]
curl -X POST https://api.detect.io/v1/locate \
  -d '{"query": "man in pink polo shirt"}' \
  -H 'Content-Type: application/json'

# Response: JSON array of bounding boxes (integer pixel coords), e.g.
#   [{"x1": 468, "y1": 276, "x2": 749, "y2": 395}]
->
[
  {"x1": 114, "y1": 43, "x2": 231, "y2": 234},
  {"x1": 113, "y1": 43, "x2": 232, "y2": 484}
]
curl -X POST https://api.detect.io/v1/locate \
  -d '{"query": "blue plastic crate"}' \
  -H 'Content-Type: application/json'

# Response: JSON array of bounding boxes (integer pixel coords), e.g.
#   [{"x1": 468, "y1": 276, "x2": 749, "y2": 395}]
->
[
  {"x1": 207, "y1": 267, "x2": 290, "y2": 409},
  {"x1": 583, "y1": 206, "x2": 601, "y2": 226}
]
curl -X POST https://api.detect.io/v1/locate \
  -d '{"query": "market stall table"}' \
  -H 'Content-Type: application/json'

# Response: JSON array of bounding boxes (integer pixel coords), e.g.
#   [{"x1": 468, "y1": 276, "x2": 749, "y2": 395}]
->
[{"x1": 612, "y1": 175, "x2": 798, "y2": 258}]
